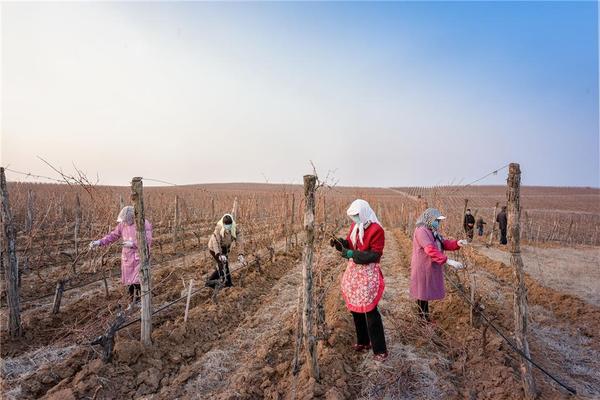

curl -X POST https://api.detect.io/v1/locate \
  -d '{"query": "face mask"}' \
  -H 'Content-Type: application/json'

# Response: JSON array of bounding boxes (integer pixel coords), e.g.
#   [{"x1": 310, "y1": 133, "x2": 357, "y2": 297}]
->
[
  {"x1": 350, "y1": 215, "x2": 361, "y2": 224},
  {"x1": 466, "y1": 212, "x2": 471, "y2": 215},
  {"x1": 224, "y1": 224, "x2": 232, "y2": 231},
  {"x1": 431, "y1": 220, "x2": 440, "y2": 230}
]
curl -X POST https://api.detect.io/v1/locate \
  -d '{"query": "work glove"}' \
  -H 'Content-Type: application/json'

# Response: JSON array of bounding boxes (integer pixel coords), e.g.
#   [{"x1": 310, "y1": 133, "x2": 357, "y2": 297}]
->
[
  {"x1": 446, "y1": 259, "x2": 464, "y2": 270},
  {"x1": 89, "y1": 240, "x2": 101, "y2": 250},
  {"x1": 329, "y1": 238, "x2": 344, "y2": 252},
  {"x1": 218, "y1": 254, "x2": 228, "y2": 264},
  {"x1": 123, "y1": 240, "x2": 135, "y2": 248},
  {"x1": 340, "y1": 248, "x2": 354, "y2": 260},
  {"x1": 457, "y1": 239, "x2": 469, "y2": 247},
  {"x1": 238, "y1": 254, "x2": 246, "y2": 264}
]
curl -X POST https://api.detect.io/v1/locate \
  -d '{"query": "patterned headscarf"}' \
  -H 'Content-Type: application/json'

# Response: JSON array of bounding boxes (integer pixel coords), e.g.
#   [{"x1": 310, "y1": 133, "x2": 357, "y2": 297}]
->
[
  {"x1": 117, "y1": 206, "x2": 134, "y2": 225},
  {"x1": 416, "y1": 208, "x2": 446, "y2": 249},
  {"x1": 216, "y1": 213, "x2": 237, "y2": 239},
  {"x1": 347, "y1": 199, "x2": 381, "y2": 246},
  {"x1": 415, "y1": 208, "x2": 445, "y2": 229}
]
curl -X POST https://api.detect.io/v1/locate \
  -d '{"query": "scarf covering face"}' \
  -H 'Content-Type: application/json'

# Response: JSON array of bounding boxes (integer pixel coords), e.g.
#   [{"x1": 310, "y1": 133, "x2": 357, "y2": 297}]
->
[
  {"x1": 216, "y1": 213, "x2": 237, "y2": 239},
  {"x1": 347, "y1": 199, "x2": 381, "y2": 246},
  {"x1": 416, "y1": 208, "x2": 445, "y2": 250},
  {"x1": 117, "y1": 206, "x2": 135, "y2": 225}
]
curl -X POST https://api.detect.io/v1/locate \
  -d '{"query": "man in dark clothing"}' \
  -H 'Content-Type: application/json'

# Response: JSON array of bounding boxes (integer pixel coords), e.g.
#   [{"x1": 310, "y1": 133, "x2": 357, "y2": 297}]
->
[
  {"x1": 463, "y1": 209, "x2": 476, "y2": 242},
  {"x1": 496, "y1": 206, "x2": 508, "y2": 245},
  {"x1": 476, "y1": 217, "x2": 486, "y2": 236}
]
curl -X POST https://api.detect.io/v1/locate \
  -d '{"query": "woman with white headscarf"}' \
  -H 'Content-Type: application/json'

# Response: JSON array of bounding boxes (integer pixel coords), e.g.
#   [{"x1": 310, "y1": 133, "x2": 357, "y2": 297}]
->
[
  {"x1": 330, "y1": 199, "x2": 388, "y2": 362},
  {"x1": 410, "y1": 208, "x2": 468, "y2": 322},
  {"x1": 89, "y1": 206, "x2": 153, "y2": 309},
  {"x1": 206, "y1": 213, "x2": 245, "y2": 288}
]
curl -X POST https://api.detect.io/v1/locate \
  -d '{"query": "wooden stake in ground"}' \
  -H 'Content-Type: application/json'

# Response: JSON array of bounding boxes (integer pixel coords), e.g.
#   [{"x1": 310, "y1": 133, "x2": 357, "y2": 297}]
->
[
  {"x1": 184, "y1": 279, "x2": 194, "y2": 323},
  {"x1": 0, "y1": 167, "x2": 22, "y2": 337},
  {"x1": 173, "y1": 195, "x2": 180, "y2": 251},
  {"x1": 74, "y1": 194, "x2": 82, "y2": 270},
  {"x1": 507, "y1": 163, "x2": 538, "y2": 399},
  {"x1": 231, "y1": 197, "x2": 239, "y2": 220},
  {"x1": 301, "y1": 175, "x2": 320, "y2": 380},
  {"x1": 488, "y1": 201, "x2": 499, "y2": 246},
  {"x1": 131, "y1": 177, "x2": 153, "y2": 346},
  {"x1": 51, "y1": 280, "x2": 66, "y2": 314}
]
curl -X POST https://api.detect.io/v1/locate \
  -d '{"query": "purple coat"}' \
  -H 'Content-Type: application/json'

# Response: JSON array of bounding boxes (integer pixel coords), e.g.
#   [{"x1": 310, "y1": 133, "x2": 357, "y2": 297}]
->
[
  {"x1": 99, "y1": 220, "x2": 152, "y2": 285},
  {"x1": 409, "y1": 226, "x2": 459, "y2": 301}
]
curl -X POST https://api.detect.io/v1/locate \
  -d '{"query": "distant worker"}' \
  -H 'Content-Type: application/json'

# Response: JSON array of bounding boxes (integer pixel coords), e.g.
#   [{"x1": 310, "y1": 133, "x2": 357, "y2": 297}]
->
[
  {"x1": 463, "y1": 209, "x2": 475, "y2": 242},
  {"x1": 330, "y1": 199, "x2": 388, "y2": 362},
  {"x1": 410, "y1": 208, "x2": 468, "y2": 322},
  {"x1": 496, "y1": 206, "x2": 508, "y2": 245},
  {"x1": 89, "y1": 206, "x2": 152, "y2": 310},
  {"x1": 476, "y1": 216, "x2": 486, "y2": 237},
  {"x1": 206, "y1": 214, "x2": 245, "y2": 288}
]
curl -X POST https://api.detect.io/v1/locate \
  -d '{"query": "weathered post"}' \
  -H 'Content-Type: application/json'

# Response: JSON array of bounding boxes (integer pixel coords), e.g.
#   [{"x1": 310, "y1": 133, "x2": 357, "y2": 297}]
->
[
  {"x1": 184, "y1": 279, "x2": 194, "y2": 323},
  {"x1": 74, "y1": 194, "x2": 82, "y2": 267},
  {"x1": 301, "y1": 175, "x2": 319, "y2": 380},
  {"x1": 173, "y1": 195, "x2": 180, "y2": 250},
  {"x1": 0, "y1": 168, "x2": 22, "y2": 337},
  {"x1": 291, "y1": 194, "x2": 297, "y2": 247},
  {"x1": 131, "y1": 177, "x2": 152, "y2": 346},
  {"x1": 51, "y1": 280, "x2": 66, "y2": 314},
  {"x1": 507, "y1": 163, "x2": 537, "y2": 399},
  {"x1": 26, "y1": 190, "x2": 34, "y2": 233},
  {"x1": 488, "y1": 202, "x2": 499, "y2": 246},
  {"x1": 231, "y1": 197, "x2": 239, "y2": 220}
]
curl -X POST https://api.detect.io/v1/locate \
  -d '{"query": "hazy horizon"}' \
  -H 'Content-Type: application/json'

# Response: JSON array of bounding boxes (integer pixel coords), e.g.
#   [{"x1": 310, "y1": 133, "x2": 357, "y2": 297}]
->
[{"x1": 2, "y1": 2, "x2": 598, "y2": 188}]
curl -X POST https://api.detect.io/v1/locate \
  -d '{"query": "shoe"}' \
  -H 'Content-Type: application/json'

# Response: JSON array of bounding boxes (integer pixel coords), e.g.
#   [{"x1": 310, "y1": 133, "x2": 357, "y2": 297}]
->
[
  {"x1": 351, "y1": 343, "x2": 372, "y2": 352},
  {"x1": 373, "y1": 352, "x2": 388, "y2": 362}
]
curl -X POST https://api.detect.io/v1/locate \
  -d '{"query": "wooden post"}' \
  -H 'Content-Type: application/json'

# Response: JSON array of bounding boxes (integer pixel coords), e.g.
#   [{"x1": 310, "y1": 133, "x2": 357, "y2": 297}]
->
[
  {"x1": 103, "y1": 276, "x2": 109, "y2": 298},
  {"x1": 173, "y1": 195, "x2": 180, "y2": 250},
  {"x1": 119, "y1": 194, "x2": 125, "y2": 211},
  {"x1": 291, "y1": 194, "x2": 297, "y2": 247},
  {"x1": 26, "y1": 190, "x2": 34, "y2": 233},
  {"x1": 184, "y1": 279, "x2": 194, "y2": 323},
  {"x1": 51, "y1": 280, "x2": 66, "y2": 314},
  {"x1": 74, "y1": 194, "x2": 81, "y2": 270},
  {"x1": 507, "y1": 163, "x2": 537, "y2": 399},
  {"x1": 0, "y1": 168, "x2": 21, "y2": 337},
  {"x1": 131, "y1": 177, "x2": 153, "y2": 346},
  {"x1": 488, "y1": 202, "x2": 499, "y2": 246},
  {"x1": 231, "y1": 197, "x2": 239, "y2": 220},
  {"x1": 470, "y1": 274, "x2": 476, "y2": 327},
  {"x1": 301, "y1": 175, "x2": 319, "y2": 380},
  {"x1": 211, "y1": 196, "x2": 215, "y2": 220}
]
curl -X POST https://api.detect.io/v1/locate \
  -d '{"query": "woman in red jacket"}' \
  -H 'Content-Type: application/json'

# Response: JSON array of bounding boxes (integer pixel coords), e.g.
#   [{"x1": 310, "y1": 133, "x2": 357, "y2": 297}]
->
[{"x1": 330, "y1": 199, "x2": 388, "y2": 362}]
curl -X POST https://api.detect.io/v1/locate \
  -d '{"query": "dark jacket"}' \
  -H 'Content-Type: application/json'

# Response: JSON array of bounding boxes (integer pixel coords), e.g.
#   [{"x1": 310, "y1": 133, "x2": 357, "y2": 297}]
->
[
  {"x1": 476, "y1": 217, "x2": 486, "y2": 228},
  {"x1": 496, "y1": 211, "x2": 508, "y2": 230},
  {"x1": 463, "y1": 214, "x2": 475, "y2": 230}
]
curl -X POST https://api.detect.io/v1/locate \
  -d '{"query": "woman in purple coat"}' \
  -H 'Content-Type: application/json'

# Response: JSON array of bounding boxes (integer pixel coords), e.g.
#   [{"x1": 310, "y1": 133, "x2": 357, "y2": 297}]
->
[{"x1": 410, "y1": 208, "x2": 468, "y2": 321}]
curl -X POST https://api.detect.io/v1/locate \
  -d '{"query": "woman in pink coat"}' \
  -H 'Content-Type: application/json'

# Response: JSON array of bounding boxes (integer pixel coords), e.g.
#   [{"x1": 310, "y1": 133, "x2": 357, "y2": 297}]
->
[
  {"x1": 410, "y1": 208, "x2": 468, "y2": 321},
  {"x1": 89, "y1": 206, "x2": 152, "y2": 308}
]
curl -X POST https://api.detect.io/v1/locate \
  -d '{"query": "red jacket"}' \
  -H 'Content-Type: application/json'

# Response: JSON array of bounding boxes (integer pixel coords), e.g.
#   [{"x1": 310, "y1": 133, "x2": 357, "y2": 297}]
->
[{"x1": 345, "y1": 222, "x2": 385, "y2": 263}]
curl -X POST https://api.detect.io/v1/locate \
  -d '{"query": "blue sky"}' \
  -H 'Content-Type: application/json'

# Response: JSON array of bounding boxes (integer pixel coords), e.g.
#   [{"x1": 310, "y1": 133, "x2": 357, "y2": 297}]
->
[{"x1": 2, "y1": 1, "x2": 598, "y2": 187}]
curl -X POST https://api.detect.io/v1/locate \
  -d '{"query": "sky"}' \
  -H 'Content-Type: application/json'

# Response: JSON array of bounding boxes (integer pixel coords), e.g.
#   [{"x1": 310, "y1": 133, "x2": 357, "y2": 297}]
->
[{"x1": 1, "y1": 1, "x2": 598, "y2": 187}]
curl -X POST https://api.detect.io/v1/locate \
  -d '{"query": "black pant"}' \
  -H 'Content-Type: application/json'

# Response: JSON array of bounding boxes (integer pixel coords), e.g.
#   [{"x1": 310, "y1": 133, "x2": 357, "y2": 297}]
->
[
  {"x1": 499, "y1": 228, "x2": 507, "y2": 245},
  {"x1": 477, "y1": 226, "x2": 484, "y2": 236},
  {"x1": 207, "y1": 249, "x2": 232, "y2": 288},
  {"x1": 351, "y1": 307, "x2": 387, "y2": 354},
  {"x1": 128, "y1": 284, "x2": 141, "y2": 303},
  {"x1": 465, "y1": 227, "x2": 474, "y2": 240},
  {"x1": 416, "y1": 300, "x2": 430, "y2": 320}
]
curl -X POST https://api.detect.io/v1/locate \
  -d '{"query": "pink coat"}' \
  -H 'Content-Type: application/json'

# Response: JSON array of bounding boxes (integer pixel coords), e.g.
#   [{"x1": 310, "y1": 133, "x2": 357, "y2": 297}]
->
[
  {"x1": 99, "y1": 220, "x2": 152, "y2": 285},
  {"x1": 409, "y1": 226, "x2": 459, "y2": 301}
]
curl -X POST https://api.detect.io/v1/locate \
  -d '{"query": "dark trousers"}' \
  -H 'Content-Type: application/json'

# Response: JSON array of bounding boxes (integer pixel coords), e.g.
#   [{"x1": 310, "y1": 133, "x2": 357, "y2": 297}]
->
[
  {"x1": 465, "y1": 227, "x2": 474, "y2": 240},
  {"x1": 500, "y1": 228, "x2": 508, "y2": 245},
  {"x1": 416, "y1": 300, "x2": 430, "y2": 320},
  {"x1": 128, "y1": 284, "x2": 141, "y2": 303},
  {"x1": 477, "y1": 227, "x2": 484, "y2": 236},
  {"x1": 351, "y1": 307, "x2": 387, "y2": 354},
  {"x1": 207, "y1": 249, "x2": 232, "y2": 288}
]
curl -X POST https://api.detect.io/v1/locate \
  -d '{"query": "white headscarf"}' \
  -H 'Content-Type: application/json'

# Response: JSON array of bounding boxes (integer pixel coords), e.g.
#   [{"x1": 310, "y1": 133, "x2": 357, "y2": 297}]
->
[
  {"x1": 117, "y1": 206, "x2": 134, "y2": 225},
  {"x1": 347, "y1": 199, "x2": 381, "y2": 246},
  {"x1": 216, "y1": 213, "x2": 237, "y2": 239}
]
